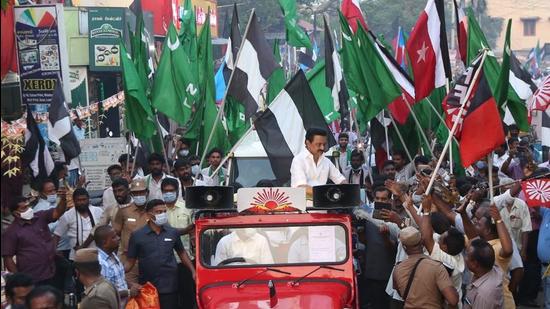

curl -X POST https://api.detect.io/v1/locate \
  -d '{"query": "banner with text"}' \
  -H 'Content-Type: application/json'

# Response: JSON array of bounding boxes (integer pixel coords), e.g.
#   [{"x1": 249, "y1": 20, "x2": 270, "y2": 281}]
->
[{"x1": 88, "y1": 8, "x2": 125, "y2": 72}]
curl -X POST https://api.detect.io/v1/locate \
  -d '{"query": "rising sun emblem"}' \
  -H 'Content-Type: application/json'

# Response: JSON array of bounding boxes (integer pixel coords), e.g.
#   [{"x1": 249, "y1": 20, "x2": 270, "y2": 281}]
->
[{"x1": 250, "y1": 188, "x2": 295, "y2": 212}]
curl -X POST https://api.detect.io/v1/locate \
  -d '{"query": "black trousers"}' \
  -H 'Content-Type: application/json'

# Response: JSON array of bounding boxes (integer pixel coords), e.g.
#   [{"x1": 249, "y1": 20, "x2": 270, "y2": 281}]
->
[
  {"x1": 177, "y1": 263, "x2": 196, "y2": 308},
  {"x1": 159, "y1": 293, "x2": 179, "y2": 309},
  {"x1": 363, "y1": 278, "x2": 391, "y2": 309},
  {"x1": 518, "y1": 230, "x2": 542, "y2": 302}
]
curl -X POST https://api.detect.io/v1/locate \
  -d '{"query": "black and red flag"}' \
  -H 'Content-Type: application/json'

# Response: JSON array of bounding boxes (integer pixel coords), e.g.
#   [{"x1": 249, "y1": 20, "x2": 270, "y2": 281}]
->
[
  {"x1": 442, "y1": 54, "x2": 505, "y2": 167},
  {"x1": 453, "y1": 0, "x2": 468, "y2": 65}
]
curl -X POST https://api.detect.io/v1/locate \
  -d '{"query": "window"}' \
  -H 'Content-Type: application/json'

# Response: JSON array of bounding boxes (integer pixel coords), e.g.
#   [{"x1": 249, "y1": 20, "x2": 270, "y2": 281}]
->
[{"x1": 522, "y1": 19, "x2": 537, "y2": 36}]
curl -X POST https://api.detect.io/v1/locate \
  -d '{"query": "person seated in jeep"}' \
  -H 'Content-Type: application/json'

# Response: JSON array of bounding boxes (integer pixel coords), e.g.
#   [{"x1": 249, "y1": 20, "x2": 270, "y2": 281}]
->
[{"x1": 213, "y1": 228, "x2": 274, "y2": 266}]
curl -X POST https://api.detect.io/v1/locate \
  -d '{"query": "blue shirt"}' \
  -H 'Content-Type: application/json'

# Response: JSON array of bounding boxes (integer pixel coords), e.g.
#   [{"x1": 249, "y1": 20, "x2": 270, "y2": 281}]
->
[
  {"x1": 34, "y1": 198, "x2": 71, "y2": 251},
  {"x1": 537, "y1": 207, "x2": 550, "y2": 263},
  {"x1": 127, "y1": 224, "x2": 184, "y2": 294},
  {"x1": 98, "y1": 248, "x2": 128, "y2": 291}
]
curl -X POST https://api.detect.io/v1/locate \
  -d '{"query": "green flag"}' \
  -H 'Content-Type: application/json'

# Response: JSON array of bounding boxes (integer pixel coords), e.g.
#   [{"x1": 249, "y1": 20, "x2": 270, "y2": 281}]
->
[
  {"x1": 185, "y1": 14, "x2": 229, "y2": 156},
  {"x1": 120, "y1": 42, "x2": 156, "y2": 140},
  {"x1": 494, "y1": 19, "x2": 511, "y2": 108},
  {"x1": 278, "y1": 0, "x2": 312, "y2": 49},
  {"x1": 179, "y1": 0, "x2": 198, "y2": 78},
  {"x1": 306, "y1": 60, "x2": 340, "y2": 123},
  {"x1": 466, "y1": 9, "x2": 528, "y2": 131},
  {"x1": 267, "y1": 39, "x2": 286, "y2": 104},
  {"x1": 353, "y1": 25, "x2": 401, "y2": 123},
  {"x1": 225, "y1": 96, "x2": 249, "y2": 145},
  {"x1": 151, "y1": 24, "x2": 198, "y2": 126},
  {"x1": 339, "y1": 11, "x2": 367, "y2": 96}
]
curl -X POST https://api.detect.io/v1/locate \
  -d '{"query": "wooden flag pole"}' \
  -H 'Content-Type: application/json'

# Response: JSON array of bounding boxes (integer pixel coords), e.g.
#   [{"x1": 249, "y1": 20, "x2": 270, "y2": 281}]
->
[
  {"x1": 488, "y1": 151, "x2": 494, "y2": 201},
  {"x1": 403, "y1": 96, "x2": 434, "y2": 157},
  {"x1": 425, "y1": 50, "x2": 488, "y2": 195},
  {"x1": 199, "y1": 8, "x2": 256, "y2": 168}
]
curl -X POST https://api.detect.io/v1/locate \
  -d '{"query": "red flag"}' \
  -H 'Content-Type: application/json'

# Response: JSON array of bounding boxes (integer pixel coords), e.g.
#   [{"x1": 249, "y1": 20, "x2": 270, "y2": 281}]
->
[
  {"x1": 407, "y1": 0, "x2": 449, "y2": 101},
  {"x1": 522, "y1": 178, "x2": 550, "y2": 207},
  {"x1": 443, "y1": 55, "x2": 505, "y2": 167},
  {"x1": 341, "y1": 0, "x2": 367, "y2": 33},
  {"x1": 1, "y1": 3, "x2": 18, "y2": 79},
  {"x1": 454, "y1": 0, "x2": 468, "y2": 65}
]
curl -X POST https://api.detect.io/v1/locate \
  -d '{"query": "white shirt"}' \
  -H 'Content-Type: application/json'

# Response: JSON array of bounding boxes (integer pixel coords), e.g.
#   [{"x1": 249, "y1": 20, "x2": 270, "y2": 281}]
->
[
  {"x1": 213, "y1": 231, "x2": 274, "y2": 265},
  {"x1": 201, "y1": 166, "x2": 228, "y2": 186},
  {"x1": 343, "y1": 164, "x2": 370, "y2": 185},
  {"x1": 395, "y1": 162, "x2": 415, "y2": 183},
  {"x1": 290, "y1": 150, "x2": 346, "y2": 187},
  {"x1": 493, "y1": 153, "x2": 509, "y2": 169},
  {"x1": 494, "y1": 190, "x2": 532, "y2": 250},
  {"x1": 102, "y1": 187, "x2": 117, "y2": 210},
  {"x1": 54, "y1": 206, "x2": 104, "y2": 260},
  {"x1": 144, "y1": 173, "x2": 181, "y2": 201},
  {"x1": 431, "y1": 240, "x2": 465, "y2": 304}
]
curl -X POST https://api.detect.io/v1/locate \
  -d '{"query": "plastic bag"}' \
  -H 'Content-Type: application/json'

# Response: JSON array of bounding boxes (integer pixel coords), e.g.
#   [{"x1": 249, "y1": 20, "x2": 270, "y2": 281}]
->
[{"x1": 125, "y1": 282, "x2": 160, "y2": 309}]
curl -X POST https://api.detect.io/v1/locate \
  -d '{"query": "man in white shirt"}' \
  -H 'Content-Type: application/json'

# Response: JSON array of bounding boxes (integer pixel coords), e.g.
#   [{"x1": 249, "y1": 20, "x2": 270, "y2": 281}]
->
[
  {"x1": 291, "y1": 128, "x2": 346, "y2": 196},
  {"x1": 53, "y1": 188, "x2": 103, "y2": 260},
  {"x1": 144, "y1": 153, "x2": 180, "y2": 201},
  {"x1": 201, "y1": 148, "x2": 228, "y2": 186},
  {"x1": 213, "y1": 228, "x2": 274, "y2": 265}
]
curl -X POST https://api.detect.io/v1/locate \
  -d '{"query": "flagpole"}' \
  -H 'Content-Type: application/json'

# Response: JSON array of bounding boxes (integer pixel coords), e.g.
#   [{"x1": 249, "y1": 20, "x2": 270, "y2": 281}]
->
[
  {"x1": 366, "y1": 138, "x2": 374, "y2": 184},
  {"x1": 426, "y1": 50, "x2": 488, "y2": 195},
  {"x1": 199, "y1": 9, "x2": 256, "y2": 168},
  {"x1": 488, "y1": 151, "x2": 494, "y2": 201},
  {"x1": 424, "y1": 96, "x2": 461, "y2": 146},
  {"x1": 130, "y1": 142, "x2": 140, "y2": 179},
  {"x1": 403, "y1": 96, "x2": 434, "y2": 156},
  {"x1": 154, "y1": 117, "x2": 171, "y2": 175},
  {"x1": 383, "y1": 113, "x2": 390, "y2": 159},
  {"x1": 388, "y1": 112, "x2": 417, "y2": 173}
]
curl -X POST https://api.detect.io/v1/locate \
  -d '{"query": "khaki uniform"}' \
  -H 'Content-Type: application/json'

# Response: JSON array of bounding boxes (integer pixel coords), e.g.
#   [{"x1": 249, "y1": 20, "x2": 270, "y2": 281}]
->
[{"x1": 80, "y1": 277, "x2": 120, "y2": 309}]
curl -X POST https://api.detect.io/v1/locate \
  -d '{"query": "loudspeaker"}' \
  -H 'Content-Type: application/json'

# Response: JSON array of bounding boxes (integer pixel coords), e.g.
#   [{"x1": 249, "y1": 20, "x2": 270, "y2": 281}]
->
[
  {"x1": 185, "y1": 186, "x2": 234, "y2": 209},
  {"x1": 312, "y1": 184, "x2": 361, "y2": 208}
]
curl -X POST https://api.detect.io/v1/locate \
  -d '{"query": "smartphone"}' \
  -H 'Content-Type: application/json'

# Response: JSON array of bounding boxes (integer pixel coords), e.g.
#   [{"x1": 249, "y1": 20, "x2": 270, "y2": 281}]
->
[{"x1": 373, "y1": 202, "x2": 391, "y2": 220}]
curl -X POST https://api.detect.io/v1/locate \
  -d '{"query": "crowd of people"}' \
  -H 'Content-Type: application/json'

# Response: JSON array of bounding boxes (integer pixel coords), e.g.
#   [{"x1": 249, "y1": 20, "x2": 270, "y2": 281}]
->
[{"x1": 0, "y1": 124, "x2": 548, "y2": 309}]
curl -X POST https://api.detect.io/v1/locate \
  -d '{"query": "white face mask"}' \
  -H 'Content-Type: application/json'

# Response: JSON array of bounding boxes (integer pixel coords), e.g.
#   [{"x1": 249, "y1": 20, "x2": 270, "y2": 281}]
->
[
  {"x1": 153, "y1": 212, "x2": 168, "y2": 226},
  {"x1": 179, "y1": 149, "x2": 190, "y2": 157},
  {"x1": 19, "y1": 208, "x2": 34, "y2": 220}
]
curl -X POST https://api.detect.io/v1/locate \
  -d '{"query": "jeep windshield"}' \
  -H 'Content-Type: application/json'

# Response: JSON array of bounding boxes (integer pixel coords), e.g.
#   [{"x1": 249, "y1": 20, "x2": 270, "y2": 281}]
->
[{"x1": 200, "y1": 224, "x2": 348, "y2": 267}]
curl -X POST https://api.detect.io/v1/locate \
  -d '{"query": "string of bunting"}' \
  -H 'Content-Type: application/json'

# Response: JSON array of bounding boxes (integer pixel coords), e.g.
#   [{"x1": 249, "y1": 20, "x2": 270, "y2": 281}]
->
[{"x1": 1, "y1": 91, "x2": 125, "y2": 138}]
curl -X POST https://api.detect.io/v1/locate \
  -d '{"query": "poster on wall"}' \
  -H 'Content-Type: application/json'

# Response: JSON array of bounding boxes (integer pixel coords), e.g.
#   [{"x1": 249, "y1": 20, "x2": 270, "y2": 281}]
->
[
  {"x1": 14, "y1": 4, "x2": 71, "y2": 108},
  {"x1": 68, "y1": 66, "x2": 89, "y2": 108},
  {"x1": 88, "y1": 8, "x2": 124, "y2": 72},
  {"x1": 79, "y1": 137, "x2": 127, "y2": 191}
]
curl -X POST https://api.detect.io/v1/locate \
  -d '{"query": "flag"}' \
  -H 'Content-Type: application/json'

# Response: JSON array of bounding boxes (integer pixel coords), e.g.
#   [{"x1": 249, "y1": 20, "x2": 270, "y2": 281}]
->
[
  {"x1": 223, "y1": 3, "x2": 241, "y2": 78},
  {"x1": 407, "y1": 0, "x2": 451, "y2": 102},
  {"x1": 521, "y1": 178, "x2": 550, "y2": 207},
  {"x1": 215, "y1": 61, "x2": 227, "y2": 103},
  {"x1": 120, "y1": 42, "x2": 157, "y2": 140},
  {"x1": 324, "y1": 16, "x2": 349, "y2": 130},
  {"x1": 542, "y1": 110, "x2": 550, "y2": 147},
  {"x1": 184, "y1": 14, "x2": 229, "y2": 156},
  {"x1": 339, "y1": 11, "x2": 367, "y2": 98},
  {"x1": 306, "y1": 60, "x2": 341, "y2": 124},
  {"x1": 151, "y1": 24, "x2": 198, "y2": 126},
  {"x1": 442, "y1": 54, "x2": 505, "y2": 167},
  {"x1": 393, "y1": 26, "x2": 408, "y2": 70},
  {"x1": 528, "y1": 75, "x2": 550, "y2": 113},
  {"x1": 524, "y1": 41, "x2": 542, "y2": 78},
  {"x1": 297, "y1": 48, "x2": 315, "y2": 70},
  {"x1": 22, "y1": 108, "x2": 54, "y2": 179},
  {"x1": 494, "y1": 19, "x2": 512, "y2": 106},
  {"x1": 453, "y1": 0, "x2": 467, "y2": 65},
  {"x1": 132, "y1": 8, "x2": 152, "y2": 88},
  {"x1": 269, "y1": 280, "x2": 278, "y2": 308},
  {"x1": 509, "y1": 52, "x2": 538, "y2": 101},
  {"x1": 47, "y1": 81, "x2": 81, "y2": 161},
  {"x1": 341, "y1": 0, "x2": 367, "y2": 33},
  {"x1": 227, "y1": 12, "x2": 280, "y2": 119},
  {"x1": 279, "y1": 0, "x2": 312, "y2": 48},
  {"x1": 254, "y1": 70, "x2": 336, "y2": 183},
  {"x1": 354, "y1": 25, "x2": 402, "y2": 123},
  {"x1": 466, "y1": 9, "x2": 529, "y2": 131},
  {"x1": 370, "y1": 31, "x2": 416, "y2": 124},
  {"x1": 267, "y1": 39, "x2": 286, "y2": 104},
  {"x1": 179, "y1": 0, "x2": 197, "y2": 77}
]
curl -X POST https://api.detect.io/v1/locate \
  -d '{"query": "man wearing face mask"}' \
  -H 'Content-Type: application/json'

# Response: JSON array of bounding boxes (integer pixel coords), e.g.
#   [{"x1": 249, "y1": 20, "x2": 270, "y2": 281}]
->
[
  {"x1": 145, "y1": 153, "x2": 181, "y2": 201},
  {"x1": 53, "y1": 189, "x2": 104, "y2": 260},
  {"x1": 344, "y1": 150, "x2": 370, "y2": 186},
  {"x1": 33, "y1": 178, "x2": 72, "y2": 256},
  {"x1": 2, "y1": 194, "x2": 67, "y2": 286},
  {"x1": 125, "y1": 199, "x2": 195, "y2": 309},
  {"x1": 214, "y1": 228, "x2": 274, "y2": 266},
  {"x1": 112, "y1": 178, "x2": 149, "y2": 285},
  {"x1": 176, "y1": 138, "x2": 191, "y2": 159}
]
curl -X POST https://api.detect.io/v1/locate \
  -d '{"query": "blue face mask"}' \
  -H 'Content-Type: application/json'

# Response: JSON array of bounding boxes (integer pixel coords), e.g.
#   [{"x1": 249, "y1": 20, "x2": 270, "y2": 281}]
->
[
  {"x1": 47, "y1": 194, "x2": 57, "y2": 204},
  {"x1": 162, "y1": 192, "x2": 177, "y2": 203},
  {"x1": 133, "y1": 195, "x2": 147, "y2": 206},
  {"x1": 153, "y1": 212, "x2": 168, "y2": 226}
]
